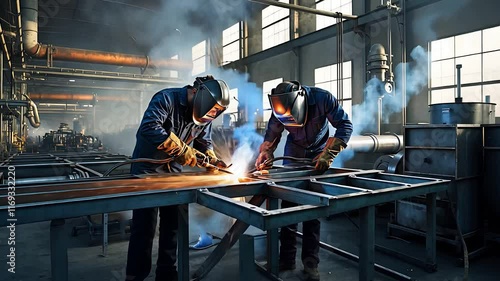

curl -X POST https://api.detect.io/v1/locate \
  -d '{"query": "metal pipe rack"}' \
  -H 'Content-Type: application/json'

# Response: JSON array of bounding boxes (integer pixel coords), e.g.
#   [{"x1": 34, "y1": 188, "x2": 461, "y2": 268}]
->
[{"x1": 0, "y1": 166, "x2": 449, "y2": 281}]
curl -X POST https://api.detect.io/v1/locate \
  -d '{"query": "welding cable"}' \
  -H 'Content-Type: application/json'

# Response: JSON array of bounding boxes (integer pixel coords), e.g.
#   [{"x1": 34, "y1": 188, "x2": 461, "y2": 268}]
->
[
  {"x1": 249, "y1": 156, "x2": 315, "y2": 174},
  {"x1": 102, "y1": 157, "x2": 176, "y2": 177}
]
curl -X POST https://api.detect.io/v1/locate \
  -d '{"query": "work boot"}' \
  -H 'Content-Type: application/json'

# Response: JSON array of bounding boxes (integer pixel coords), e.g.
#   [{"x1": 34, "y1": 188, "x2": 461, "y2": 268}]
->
[
  {"x1": 303, "y1": 267, "x2": 320, "y2": 281},
  {"x1": 264, "y1": 260, "x2": 296, "y2": 272}
]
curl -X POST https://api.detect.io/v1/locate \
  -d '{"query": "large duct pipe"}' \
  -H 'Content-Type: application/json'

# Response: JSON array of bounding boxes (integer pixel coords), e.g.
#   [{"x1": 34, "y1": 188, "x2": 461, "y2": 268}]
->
[
  {"x1": 347, "y1": 134, "x2": 403, "y2": 154},
  {"x1": 0, "y1": 100, "x2": 41, "y2": 128},
  {"x1": 29, "y1": 93, "x2": 130, "y2": 102},
  {"x1": 20, "y1": 0, "x2": 192, "y2": 71}
]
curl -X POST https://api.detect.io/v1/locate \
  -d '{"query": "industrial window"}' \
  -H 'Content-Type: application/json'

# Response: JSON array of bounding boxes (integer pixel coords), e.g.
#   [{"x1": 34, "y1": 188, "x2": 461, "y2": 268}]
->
[
  {"x1": 314, "y1": 61, "x2": 352, "y2": 118},
  {"x1": 222, "y1": 88, "x2": 239, "y2": 127},
  {"x1": 170, "y1": 55, "x2": 179, "y2": 78},
  {"x1": 315, "y1": 0, "x2": 352, "y2": 31},
  {"x1": 192, "y1": 40, "x2": 207, "y2": 76},
  {"x1": 262, "y1": 0, "x2": 290, "y2": 50},
  {"x1": 430, "y1": 26, "x2": 500, "y2": 116},
  {"x1": 222, "y1": 22, "x2": 242, "y2": 65},
  {"x1": 262, "y1": 78, "x2": 283, "y2": 121}
]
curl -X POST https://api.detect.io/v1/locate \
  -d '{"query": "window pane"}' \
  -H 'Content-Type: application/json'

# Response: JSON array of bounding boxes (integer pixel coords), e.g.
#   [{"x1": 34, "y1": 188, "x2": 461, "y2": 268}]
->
[
  {"x1": 460, "y1": 86, "x2": 482, "y2": 102},
  {"x1": 343, "y1": 78, "x2": 352, "y2": 99},
  {"x1": 316, "y1": 0, "x2": 351, "y2": 31},
  {"x1": 483, "y1": 26, "x2": 500, "y2": 52},
  {"x1": 455, "y1": 54, "x2": 481, "y2": 84},
  {"x1": 262, "y1": 18, "x2": 290, "y2": 50},
  {"x1": 431, "y1": 37, "x2": 454, "y2": 61},
  {"x1": 262, "y1": 0, "x2": 289, "y2": 27},
  {"x1": 170, "y1": 55, "x2": 178, "y2": 78},
  {"x1": 483, "y1": 51, "x2": 500, "y2": 81},
  {"x1": 431, "y1": 88, "x2": 455, "y2": 104},
  {"x1": 455, "y1": 31, "x2": 481, "y2": 57},
  {"x1": 223, "y1": 22, "x2": 240, "y2": 46},
  {"x1": 431, "y1": 59, "x2": 455, "y2": 87},
  {"x1": 192, "y1": 41, "x2": 206, "y2": 60},
  {"x1": 343, "y1": 61, "x2": 352, "y2": 78},
  {"x1": 263, "y1": 78, "x2": 283, "y2": 110},
  {"x1": 483, "y1": 83, "x2": 500, "y2": 116},
  {"x1": 341, "y1": 99, "x2": 352, "y2": 119},
  {"x1": 223, "y1": 41, "x2": 240, "y2": 65},
  {"x1": 192, "y1": 57, "x2": 205, "y2": 76}
]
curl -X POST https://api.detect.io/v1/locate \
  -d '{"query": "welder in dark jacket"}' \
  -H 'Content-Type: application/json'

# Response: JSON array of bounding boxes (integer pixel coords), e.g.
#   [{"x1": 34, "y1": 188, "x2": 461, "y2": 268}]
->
[
  {"x1": 126, "y1": 76, "x2": 230, "y2": 281},
  {"x1": 254, "y1": 81, "x2": 353, "y2": 281}
]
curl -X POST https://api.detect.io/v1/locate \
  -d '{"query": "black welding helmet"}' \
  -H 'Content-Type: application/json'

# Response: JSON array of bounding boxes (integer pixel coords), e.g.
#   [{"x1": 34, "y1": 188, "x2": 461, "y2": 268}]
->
[
  {"x1": 269, "y1": 81, "x2": 308, "y2": 127},
  {"x1": 192, "y1": 78, "x2": 230, "y2": 126}
]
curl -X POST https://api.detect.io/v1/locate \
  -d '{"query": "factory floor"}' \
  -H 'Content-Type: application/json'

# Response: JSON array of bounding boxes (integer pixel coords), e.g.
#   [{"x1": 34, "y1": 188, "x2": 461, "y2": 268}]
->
[{"x1": 1, "y1": 206, "x2": 500, "y2": 281}]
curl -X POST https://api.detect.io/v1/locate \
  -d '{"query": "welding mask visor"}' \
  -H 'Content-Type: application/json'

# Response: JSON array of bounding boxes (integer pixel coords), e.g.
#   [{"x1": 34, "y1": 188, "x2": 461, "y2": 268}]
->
[
  {"x1": 268, "y1": 81, "x2": 307, "y2": 127},
  {"x1": 193, "y1": 79, "x2": 230, "y2": 126}
]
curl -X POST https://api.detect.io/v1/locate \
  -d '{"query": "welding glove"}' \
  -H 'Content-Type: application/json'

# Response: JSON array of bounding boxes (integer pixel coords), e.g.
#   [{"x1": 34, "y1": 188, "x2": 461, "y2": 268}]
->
[
  {"x1": 157, "y1": 132, "x2": 204, "y2": 167},
  {"x1": 313, "y1": 137, "x2": 347, "y2": 173},
  {"x1": 205, "y1": 149, "x2": 228, "y2": 168},
  {"x1": 254, "y1": 139, "x2": 278, "y2": 171}
]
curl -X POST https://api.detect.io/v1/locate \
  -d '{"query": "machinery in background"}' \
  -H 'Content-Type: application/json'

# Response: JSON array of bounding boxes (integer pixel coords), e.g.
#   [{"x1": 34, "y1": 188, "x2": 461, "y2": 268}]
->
[{"x1": 39, "y1": 122, "x2": 103, "y2": 152}]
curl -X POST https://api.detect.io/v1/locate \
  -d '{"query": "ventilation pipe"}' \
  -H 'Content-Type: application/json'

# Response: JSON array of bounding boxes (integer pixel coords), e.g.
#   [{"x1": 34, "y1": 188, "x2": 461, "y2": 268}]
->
[
  {"x1": 20, "y1": 0, "x2": 192, "y2": 71},
  {"x1": 347, "y1": 134, "x2": 403, "y2": 154},
  {"x1": 0, "y1": 100, "x2": 41, "y2": 128},
  {"x1": 29, "y1": 93, "x2": 130, "y2": 102}
]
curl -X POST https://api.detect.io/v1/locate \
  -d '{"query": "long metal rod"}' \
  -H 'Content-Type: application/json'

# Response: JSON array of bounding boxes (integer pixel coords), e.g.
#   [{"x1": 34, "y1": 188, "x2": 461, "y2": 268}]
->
[
  {"x1": 248, "y1": 0, "x2": 358, "y2": 20},
  {"x1": 294, "y1": 231, "x2": 413, "y2": 281},
  {"x1": 13, "y1": 66, "x2": 183, "y2": 84}
]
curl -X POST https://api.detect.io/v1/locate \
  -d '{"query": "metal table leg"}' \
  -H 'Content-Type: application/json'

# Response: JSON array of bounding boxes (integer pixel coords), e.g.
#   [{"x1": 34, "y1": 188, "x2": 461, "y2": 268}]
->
[
  {"x1": 50, "y1": 219, "x2": 68, "y2": 281},
  {"x1": 359, "y1": 206, "x2": 375, "y2": 281},
  {"x1": 101, "y1": 213, "x2": 108, "y2": 257},
  {"x1": 239, "y1": 234, "x2": 257, "y2": 281},
  {"x1": 267, "y1": 197, "x2": 279, "y2": 276},
  {"x1": 178, "y1": 204, "x2": 189, "y2": 281},
  {"x1": 426, "y1": 193, "x2": 437, "y2": 271}
]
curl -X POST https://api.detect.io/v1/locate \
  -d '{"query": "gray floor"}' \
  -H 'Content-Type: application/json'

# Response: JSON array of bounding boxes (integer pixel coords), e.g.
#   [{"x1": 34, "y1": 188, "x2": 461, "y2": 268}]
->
[{"x1": 1, "y1": 207, "x2": 499, "y2": 281}]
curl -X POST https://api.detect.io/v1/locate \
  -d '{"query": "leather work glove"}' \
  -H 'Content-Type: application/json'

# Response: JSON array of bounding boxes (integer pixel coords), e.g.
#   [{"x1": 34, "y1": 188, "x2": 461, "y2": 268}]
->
[
  {"x1": 157, "y1": 132, "x2": 205, "y2": 167},
  {"x1": 205, "y1": 150, "x2": 228, "y2": 168},
  {"x1": 313, "y1": 137, "x2": 347, "y2": 173},
  {"x1": 254, "y1": 139, "x2": 278, "y2": 171}
]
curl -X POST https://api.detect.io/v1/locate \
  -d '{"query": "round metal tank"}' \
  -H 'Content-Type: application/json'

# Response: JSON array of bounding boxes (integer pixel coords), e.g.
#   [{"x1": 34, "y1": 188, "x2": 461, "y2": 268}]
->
[{"x1": 429, "y1": 102, "x2": 496, "y2": 124}]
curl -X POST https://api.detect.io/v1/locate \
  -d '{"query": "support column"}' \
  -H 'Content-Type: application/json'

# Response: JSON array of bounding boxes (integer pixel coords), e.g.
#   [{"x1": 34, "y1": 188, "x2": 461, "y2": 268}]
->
[
  {"x1": 266, "y1": 197, "x2": 279, "y2": 275},
  {"x1": 50, "y1": 219, "x2": 68, "y2": 281},
  {"x1": 426, "y1": 192, "x2": 437, "y2": 271},
  {"x1": 359, "y1": 206, "x2": 375, "y2": 281},
  {"x1": 239, "y1": 235, "x2": 257, "y2": 281}
]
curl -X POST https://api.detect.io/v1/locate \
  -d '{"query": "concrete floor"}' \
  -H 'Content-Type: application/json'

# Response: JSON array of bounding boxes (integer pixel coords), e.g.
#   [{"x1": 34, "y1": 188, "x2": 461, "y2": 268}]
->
[{"x1": 1, "y1": 206, "x2": 499, "y2": 281}]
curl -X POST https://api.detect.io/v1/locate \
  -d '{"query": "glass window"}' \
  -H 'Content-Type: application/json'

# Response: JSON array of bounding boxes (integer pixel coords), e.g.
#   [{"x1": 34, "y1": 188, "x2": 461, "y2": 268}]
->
[
  {"x1": 455, "y1": 31, "x2": 481, "y2": 57},
  {"x1": 483, "y1": 51, "x2": 500, "y2": 82},
  {"x1": 314, "y1": 61, "x2": 352, "y2": 117},
  {"x1": 484, "y1": 83, "x2": 500, "y2": 116},
  {"x1": 170, "y1": 55, "x2": 178, "y2": 78},
  {"x1": 483, "y1": 26, "x2": 500, "y2": 52},
  {"x1": 262, "y1": 0, "x2": 290, "y2": 50},
  {"x1": 262, "y1": 78, "x2": 283, "y2": 121},
  {"x1": 315, "y1": 0, "x2": 352, "y2": 31},
  {"x1": 192, "y1": 40, "x2": 207, "y2": 76},
  {"x1": 222, "y1": 22, "x2": 241, "y2": 65}
]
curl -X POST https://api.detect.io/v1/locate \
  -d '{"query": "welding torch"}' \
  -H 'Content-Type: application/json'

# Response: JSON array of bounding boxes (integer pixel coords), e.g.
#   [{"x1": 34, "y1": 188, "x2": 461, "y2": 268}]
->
[{"x1": 249, "y1": 156, "x2": 315, "y2": 176}]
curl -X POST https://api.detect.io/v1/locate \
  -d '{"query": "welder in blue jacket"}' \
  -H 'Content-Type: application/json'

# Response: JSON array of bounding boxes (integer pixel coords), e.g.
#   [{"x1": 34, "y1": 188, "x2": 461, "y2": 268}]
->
[
  {"x1": 254, "y1": 80, "x2": 353, "y2": 281},
  {"x1": 125, "y1": 75, "x2": 230, "y2": 281}
]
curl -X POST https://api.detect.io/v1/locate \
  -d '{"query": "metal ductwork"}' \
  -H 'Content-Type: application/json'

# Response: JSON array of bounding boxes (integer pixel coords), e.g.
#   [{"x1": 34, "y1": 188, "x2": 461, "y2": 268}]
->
[
  {"x1": 347, "y1": 134, "x2": 403, "y2": 154},
  {"x1": 20, "y1": 0, "x2": 192, "y2": 71},
  {"x1": 0, "y1": 100, "x2": 41, "y2": 128},
  {"x1": 29, "y1": 93, "x2": 130, "y2": 102}
]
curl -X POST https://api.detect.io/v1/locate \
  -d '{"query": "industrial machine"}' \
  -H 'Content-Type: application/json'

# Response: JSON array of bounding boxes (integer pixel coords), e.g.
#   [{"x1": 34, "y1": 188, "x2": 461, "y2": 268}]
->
[{"x1": 39, "y1": 123, "x2": 103, "y2": 153}]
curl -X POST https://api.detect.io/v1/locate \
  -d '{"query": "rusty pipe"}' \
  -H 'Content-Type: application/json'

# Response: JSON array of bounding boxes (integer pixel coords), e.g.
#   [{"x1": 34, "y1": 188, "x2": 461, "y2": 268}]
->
[
  {"x1": 29, "y1": 93, "x2": 130, "y2": 102},
  {"x1": 21, "y1": 0, "x2": 192, "y2": 71}
]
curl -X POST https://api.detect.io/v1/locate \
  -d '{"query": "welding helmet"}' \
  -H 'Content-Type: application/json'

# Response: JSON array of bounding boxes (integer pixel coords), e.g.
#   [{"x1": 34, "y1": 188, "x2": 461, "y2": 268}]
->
[
  {"x1": 192, "y1": 77, "x2": 230, "y2": 126},
  {"x1": 269, "y1": 81, "x2": 308, "y2": 127}
]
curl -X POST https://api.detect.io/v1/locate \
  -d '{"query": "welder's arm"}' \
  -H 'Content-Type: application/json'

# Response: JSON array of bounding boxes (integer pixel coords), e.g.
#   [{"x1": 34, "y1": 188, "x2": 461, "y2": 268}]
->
[
  {"x1": 157, "y1": 132, "x2": 204, "y2": 167},
  {"x1": 255, "y1": 116, "x2": 283, "y2": 170}
]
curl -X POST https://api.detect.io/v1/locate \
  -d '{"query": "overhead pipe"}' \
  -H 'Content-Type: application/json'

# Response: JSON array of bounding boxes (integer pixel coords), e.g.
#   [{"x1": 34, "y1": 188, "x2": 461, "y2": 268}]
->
[
  {"x1": 20, "y1": 0, "x2": 192, "y2": 71},
  {"x1": 0, "y1": 24, "x2": 13, "y2": 70},
  {"x1": 248, "y1": 0, "x2": 358, "y2": 20},
  {"x1": 0, "y1": 99, "x2": 41, "y2": 128},
  {"x1": 347, "y1": 134, "x2": 403, "y2": 154},
  {"x1": 29, "y1": 93, "x2": 131, "y2": 102}
]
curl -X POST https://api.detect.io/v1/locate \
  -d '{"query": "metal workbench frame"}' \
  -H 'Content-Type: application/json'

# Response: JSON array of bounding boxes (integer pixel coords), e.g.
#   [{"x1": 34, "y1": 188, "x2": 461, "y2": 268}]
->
[{"x1": 0, "y1": 168, "x2": 449, "y2": 281}]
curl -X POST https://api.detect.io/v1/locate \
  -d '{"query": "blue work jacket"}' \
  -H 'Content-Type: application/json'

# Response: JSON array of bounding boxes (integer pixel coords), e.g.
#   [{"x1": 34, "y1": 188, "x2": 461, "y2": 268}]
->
[
  {"x1": 130, "y1": 86, "x2": 213, "y2": 174},
  {"x1": 263, "y1": 86, "x2": 353, "y2": 161}
]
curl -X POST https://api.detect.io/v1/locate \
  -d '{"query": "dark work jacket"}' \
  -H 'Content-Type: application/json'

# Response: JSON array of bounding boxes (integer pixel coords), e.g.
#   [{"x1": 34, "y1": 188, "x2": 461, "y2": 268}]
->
[
  {"x1": 263, "y1": 86, "x2": 353, "y2": 162},
  {"x1": 130, "y1": 86, "x2": 212, "y2": 175}
]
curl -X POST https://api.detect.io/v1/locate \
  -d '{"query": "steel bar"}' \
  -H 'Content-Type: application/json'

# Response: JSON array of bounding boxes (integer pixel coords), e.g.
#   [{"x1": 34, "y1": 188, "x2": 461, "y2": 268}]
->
[
  {"x1": 266, "y1": 197, "x2": 279, "y2": 276},
  {"x1": 426, "y1": 192, "x2": 437, "y2": 271},
  {"x1": 191, "y1": 195, "x2": 266, "y2": 280},
  {"x1": 50, "y1": 219, "x2": 68, "y2": 281},
  {"x1": 359, "y1": 206, "x2": 375, "y2": 281},
  {"x1": 309, "y1": 180, "x2": 371, "y2": 195},
  {"x1": 178, "y1": 204, "x2": 189, "y2": 281},
  {"x1": 240, "y1": 235, "x2": 257, "y2": 281},
  {"x1": 248, "y1": 0, "x2": 358, "y2": 20},
  {"x1": 267, "y1": 182, "x2": 333, "y2": 206},
  {"x1": 101, "y1": 213, "x2": 109, "y2": 257},
  {"x1": 294, "y1": 231, "x2": 413, "y2": 281}
]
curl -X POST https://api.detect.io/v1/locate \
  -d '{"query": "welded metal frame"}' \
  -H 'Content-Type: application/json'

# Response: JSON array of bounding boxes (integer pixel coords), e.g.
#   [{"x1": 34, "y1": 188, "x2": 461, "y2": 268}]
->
[{"x1": 0, "y1": 168, "x2": 448, "y2": 281}]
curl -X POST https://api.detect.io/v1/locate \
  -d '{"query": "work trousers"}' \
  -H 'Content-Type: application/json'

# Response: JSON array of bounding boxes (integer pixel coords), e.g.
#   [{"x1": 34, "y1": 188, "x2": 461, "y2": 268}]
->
[
  {"x1": 126, "y1": 205, "x2": 179, "y2": 281},
  {"x1": 279, "y1": 200, "x2": 321, "y2": 269}
]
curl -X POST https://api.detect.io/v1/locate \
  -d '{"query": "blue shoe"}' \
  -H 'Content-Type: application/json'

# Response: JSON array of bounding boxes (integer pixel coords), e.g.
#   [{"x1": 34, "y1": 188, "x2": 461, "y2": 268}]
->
[{"x1": 189, "y1": 233, "x2": 213, "y2": 250}]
